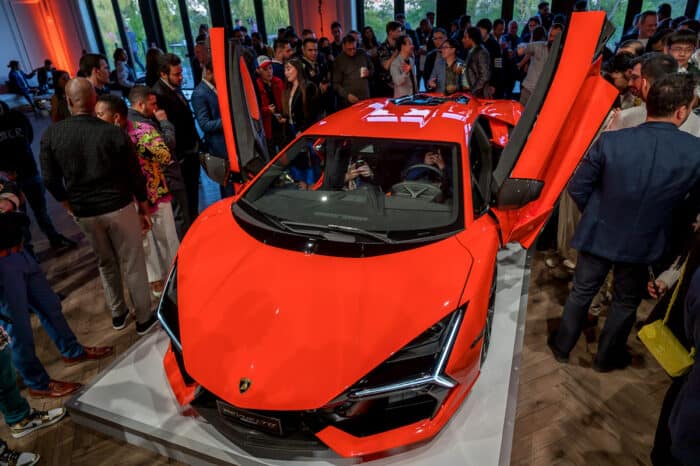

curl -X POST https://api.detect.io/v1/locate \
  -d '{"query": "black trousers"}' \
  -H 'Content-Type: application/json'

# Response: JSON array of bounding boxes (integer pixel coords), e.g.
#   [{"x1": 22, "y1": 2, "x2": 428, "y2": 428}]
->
[
  {"x1": 651, "y1": 375, "x2": 686, "y2": 466},
  {"x1": 555, "y1": 251, "x2": 647, "y2": 363},
  {"x1": 180, "y1": 154, "x2": 200, "y2": 226}
]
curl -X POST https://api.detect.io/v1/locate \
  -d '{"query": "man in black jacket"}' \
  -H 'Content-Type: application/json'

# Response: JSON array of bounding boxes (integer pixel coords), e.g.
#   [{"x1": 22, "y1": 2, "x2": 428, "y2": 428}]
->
[
  {"x1": 152, "y1": 53, "x2": 201, "y2": 237},
  {"x1": 40, "y1": 78, "x2": 157, "y2": 335},
  {"x1": 0, "y1": 102, "x2": 74, "y2": 252}
]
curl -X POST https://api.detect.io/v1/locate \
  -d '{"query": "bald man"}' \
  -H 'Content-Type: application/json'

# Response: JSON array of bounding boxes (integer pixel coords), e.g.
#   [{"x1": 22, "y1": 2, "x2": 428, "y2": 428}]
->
[{"x1": 40, "y1": 78, "x2": 158, "y2": 335}]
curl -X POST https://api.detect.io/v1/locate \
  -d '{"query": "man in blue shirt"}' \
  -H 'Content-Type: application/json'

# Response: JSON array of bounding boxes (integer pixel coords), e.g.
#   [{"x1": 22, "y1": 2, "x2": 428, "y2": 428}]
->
[
  {"x1": 549, "y1": 73, "x2": 700, "y2": 372},
  {"x1": 6, "y1": 60, "x2": 37, "y2": 111}
]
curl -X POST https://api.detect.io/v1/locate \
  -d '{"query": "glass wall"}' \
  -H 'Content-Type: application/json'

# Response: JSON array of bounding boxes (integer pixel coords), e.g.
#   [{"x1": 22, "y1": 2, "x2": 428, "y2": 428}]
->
[
  {"x1": 589, "y1": 0, "x2": 629, "y2": 45},
  {"x1": 405, "y1": 0, "x2": 437, "y2": 30},
  {"x1": 156, "y1": 0, "x2": 194, "y2": 87},
  {"x1": 641, "y1": 0, "x2": 688, "y2": 19},
  {"x1": 365, "y1": 0, "x2": 395, "y2": 42},
  {"x1": 467, "y1": 0, "x2": 504, "y2": 23},
  {"x1": 513, "y1": 0, "x2": 540, "y2": 24},
  {"x1": 92, "y1": 0, "x2": 121, "y2": 67},
  {"x1": 118, "y1": 0, "x2": 147, "y2": 75},
  {"x1": 230, "y1": 0, "x2": 257, "y2": 33},
  {"x1": 186, "y1": 0, "x2": 211, "y2": 42},
  {"x1": 263, "y1": 0, "x2": 291, "y2": 43}
]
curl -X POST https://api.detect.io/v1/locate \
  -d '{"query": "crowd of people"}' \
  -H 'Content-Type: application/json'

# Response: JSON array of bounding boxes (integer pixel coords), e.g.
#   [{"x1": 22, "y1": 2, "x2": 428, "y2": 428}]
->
[{"x1": 0, "y1": 2, "x2": 698, "y2": 464}]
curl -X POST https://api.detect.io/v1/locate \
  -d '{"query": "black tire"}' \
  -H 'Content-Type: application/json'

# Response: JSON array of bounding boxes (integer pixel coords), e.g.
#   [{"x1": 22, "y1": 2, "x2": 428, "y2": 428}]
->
[{"x1": 480, "y1": 267, "x2": 497, "y2": 367}]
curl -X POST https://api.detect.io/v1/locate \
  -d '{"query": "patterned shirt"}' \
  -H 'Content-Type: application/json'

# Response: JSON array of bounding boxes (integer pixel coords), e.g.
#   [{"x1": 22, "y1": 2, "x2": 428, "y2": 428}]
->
[{"x1": 127, "y1": 120, "x2": 172, "y2": 211}]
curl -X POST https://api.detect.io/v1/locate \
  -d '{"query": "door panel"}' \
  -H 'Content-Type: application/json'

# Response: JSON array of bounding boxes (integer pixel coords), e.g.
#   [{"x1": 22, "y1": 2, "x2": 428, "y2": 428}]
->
[
  {"x1": 490, "y1": 12, "x2": 618, "y2": 248},
  {"x1": 210, "y1": 27, "x2": 269, "y2": 181}
]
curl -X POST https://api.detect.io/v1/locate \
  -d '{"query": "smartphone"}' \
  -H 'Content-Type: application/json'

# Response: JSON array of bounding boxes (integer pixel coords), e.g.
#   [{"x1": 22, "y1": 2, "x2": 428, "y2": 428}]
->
[
  {"x1": 648, "y1": 266, "x2": 660, "y2": 296},
  {"x1": 354, "y1": 159, "x2": 365, "y2": 169}
]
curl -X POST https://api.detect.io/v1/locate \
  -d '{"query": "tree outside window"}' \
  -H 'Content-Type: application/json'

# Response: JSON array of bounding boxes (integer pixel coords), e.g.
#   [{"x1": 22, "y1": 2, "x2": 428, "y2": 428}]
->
[
  {"x1": 92, "y1": 0, "x2": 121, "y2": 67},
  {"x1": 365, "y1": 0, "x2": 394, "y2": 42},
  {"x1": 118, "y1": 0, "x2": 148, "y2": 74}
]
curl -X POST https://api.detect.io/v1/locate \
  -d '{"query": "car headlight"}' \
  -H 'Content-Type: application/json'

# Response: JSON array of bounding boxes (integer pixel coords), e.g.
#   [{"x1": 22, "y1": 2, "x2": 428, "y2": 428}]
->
[
  {"x1": 345, "y1": 305, "x2": 464, "y2": 400},
  {"x1": 157, "y1": 261, "x2": 181, "y2": 351},
  {"x1": 316, "y1": 305, "x2": 466, "y2": 437}
]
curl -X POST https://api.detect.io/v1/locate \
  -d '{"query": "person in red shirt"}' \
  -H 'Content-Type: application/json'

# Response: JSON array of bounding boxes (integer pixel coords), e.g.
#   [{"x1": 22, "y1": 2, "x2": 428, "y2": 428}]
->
[{"x1": 255, "y1": 55, "x2": 286, "y2": 154}]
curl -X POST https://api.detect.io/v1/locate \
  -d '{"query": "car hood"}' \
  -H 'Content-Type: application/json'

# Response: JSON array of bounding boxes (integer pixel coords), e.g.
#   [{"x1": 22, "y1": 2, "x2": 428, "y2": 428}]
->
[{"x1": 177, "y1": 200, "x2": 472, "y2": 410}]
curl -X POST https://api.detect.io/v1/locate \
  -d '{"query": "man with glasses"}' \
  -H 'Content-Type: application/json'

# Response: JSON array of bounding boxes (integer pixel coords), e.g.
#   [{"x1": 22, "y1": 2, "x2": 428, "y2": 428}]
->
[
  {"x1": 423, "y1": 28, "x2": 447, "y2": 90},
  {"x1": 665, "y1": 31, "x2": 700, "y2": 77},
  {"x1": 427, "y1": 39, "x2": 468, "y2": 95}
]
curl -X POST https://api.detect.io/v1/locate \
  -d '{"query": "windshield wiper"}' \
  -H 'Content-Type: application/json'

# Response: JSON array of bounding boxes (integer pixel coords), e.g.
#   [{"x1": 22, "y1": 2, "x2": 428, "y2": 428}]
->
[
  {"x1": 237, "y1": 199, "x2": 295, "y2": 234},
  {"x1": 280, "y1": 221, "x2": 396, "y2": 244}
]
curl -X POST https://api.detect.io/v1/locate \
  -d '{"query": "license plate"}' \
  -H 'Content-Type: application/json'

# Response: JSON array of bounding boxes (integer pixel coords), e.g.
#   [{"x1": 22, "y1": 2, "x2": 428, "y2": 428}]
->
[{"x1": 216, "y1": 400, "x2": 283, "y2": 435}]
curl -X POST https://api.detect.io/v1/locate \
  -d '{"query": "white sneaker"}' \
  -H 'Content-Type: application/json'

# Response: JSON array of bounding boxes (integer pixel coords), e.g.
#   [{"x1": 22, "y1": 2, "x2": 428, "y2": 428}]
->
[
  {"x1": 10, "y1": 407, "x2": 67, "y2": 438},
  {"x1": 0, "y1": 444, "x2": 39, "y2": 466}
]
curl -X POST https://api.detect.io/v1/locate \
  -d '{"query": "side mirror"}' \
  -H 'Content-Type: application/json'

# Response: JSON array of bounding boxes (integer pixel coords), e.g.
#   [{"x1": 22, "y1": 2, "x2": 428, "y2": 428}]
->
[
  {"x1": 199, "y1": 153, "x2": 230, "y2": 186},
  {"x1": 493, "y1": 178, "x2": 543, "y2": 210}
]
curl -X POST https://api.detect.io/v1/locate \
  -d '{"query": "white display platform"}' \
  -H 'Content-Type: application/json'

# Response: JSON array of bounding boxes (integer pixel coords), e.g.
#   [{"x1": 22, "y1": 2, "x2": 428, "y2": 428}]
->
[{"x1": 67, "y1": 243, "x2": 531, "y2": 466}]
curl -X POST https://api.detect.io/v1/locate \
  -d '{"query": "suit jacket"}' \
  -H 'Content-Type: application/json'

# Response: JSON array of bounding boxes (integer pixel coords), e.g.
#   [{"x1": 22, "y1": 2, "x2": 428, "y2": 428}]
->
[
  {"x1": 191, "y1": 80, "x2": 226, "y2": 158},
  {"x1": 151, "y1": 78, "x2": 200, "y2": 160},
  {"x1": 466, "y1": 45, "x2": 491, "y2": 98},
  {"x1": 568, "y1": 121, "x2": 700, "y2": 263}
]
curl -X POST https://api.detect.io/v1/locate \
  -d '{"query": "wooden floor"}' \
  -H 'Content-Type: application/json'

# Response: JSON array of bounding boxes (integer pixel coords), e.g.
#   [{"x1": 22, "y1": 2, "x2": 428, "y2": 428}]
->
[{"x1": 7, "y1": 113, "x2": 669, "y2": 465}]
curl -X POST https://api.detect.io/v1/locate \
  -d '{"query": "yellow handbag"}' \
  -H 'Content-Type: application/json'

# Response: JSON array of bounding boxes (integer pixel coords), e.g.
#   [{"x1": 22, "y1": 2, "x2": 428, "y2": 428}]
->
[{"x1": 638, "y1": 259, "x2": 696, "y2": 377}]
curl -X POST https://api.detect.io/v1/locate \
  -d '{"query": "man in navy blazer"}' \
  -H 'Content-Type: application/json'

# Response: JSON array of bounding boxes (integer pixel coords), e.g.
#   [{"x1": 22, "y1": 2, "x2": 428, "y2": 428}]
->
[
  {"x1": 549, "y1": 73, "x2": 700, "y2": 372},
  {"x1": 191, "y1": 60, "x2": 232, "y2": 197}
]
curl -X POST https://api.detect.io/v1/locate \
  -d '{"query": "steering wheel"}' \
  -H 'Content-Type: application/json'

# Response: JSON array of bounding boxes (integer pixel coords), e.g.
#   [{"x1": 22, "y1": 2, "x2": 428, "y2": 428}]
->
[{"x1": 391, "y1": 164, "x2": 445, "y2": 201}]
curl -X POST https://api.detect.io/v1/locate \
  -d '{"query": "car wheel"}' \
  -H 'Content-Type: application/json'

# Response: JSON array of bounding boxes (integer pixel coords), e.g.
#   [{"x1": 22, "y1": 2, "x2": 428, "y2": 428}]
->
[{"x1": 480, "y1": 267, "x2": 497, "y2": 367}]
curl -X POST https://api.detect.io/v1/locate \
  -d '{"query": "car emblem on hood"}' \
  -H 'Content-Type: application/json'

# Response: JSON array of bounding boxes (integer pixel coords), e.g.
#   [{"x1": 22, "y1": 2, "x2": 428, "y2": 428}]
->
[{"x1": 239, "y1": 378, "x2": 252, "y2": 394}]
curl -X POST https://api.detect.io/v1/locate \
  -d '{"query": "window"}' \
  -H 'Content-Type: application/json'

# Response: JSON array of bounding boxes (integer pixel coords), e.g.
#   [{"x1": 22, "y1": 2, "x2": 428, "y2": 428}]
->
[
  {"x1": 467, "y1": 0, "x2": 503, "y2": 24},
  {"x1": 117, "y1": 0, "x2": 148, "y2": 75},
  {"x1": 230, "y1": 0, "x2": 257, "y2": 35},
  {"x1": 513, "y1": 0, "x2": 539, "y2": 24},
  {"x1": 262, "y1": 0, "x2": 290, "y2": 43},
  {"x1": 641, "y1": 0, "x2": 687, "y2": 19},
  {"x1": 589, "y1": 0, "x2": 629, "y2": 45},
  {"x1": 405, "y1": 0, "x2": 436, "y2": 31},
  {"x1": 365, "y1": 0, "x2": 395, "y2": 42},
  {"x1": 92, "y1": 0, "x2": 121, "y2": 67},
  {"x1": 186, "y1": 0, "x2": 211, "y2": 43},
  {"x1": 156, "y1": 0, "x2": 194, "y2": 87}
]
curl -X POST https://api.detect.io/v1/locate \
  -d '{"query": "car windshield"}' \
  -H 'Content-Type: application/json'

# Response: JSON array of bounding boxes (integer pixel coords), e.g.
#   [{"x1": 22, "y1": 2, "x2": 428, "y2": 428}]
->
[{"x1": 237, "y1": 136, "x2": 463, "y2": 241}]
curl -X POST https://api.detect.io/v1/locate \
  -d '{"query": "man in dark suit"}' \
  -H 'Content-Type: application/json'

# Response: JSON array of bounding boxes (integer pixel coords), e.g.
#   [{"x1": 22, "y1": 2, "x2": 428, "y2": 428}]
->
[
  {"x1": 152, "y1": 53, "x2": 201, "y2": 237},
  {"x1": 191, "y1": 60, "x2": 232, "y2": 198},
  {"x1": 549, "y1": 73, "x2": 700, "y2": 372}
]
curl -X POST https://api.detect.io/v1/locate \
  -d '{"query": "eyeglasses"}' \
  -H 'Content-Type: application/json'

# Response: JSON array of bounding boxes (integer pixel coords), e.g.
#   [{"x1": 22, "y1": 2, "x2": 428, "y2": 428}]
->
[{"x1": 670, "y1": 46, "x2": 695, "y2": 54}]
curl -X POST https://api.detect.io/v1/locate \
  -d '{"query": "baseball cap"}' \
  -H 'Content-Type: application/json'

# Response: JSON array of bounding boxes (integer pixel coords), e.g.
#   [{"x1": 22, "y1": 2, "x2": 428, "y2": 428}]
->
[{"x1": 256, "y1": 55, "x2": 272, "y2": 69}]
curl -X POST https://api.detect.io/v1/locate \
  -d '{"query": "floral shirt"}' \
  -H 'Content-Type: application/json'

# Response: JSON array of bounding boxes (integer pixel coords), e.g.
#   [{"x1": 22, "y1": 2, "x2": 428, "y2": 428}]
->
[
  {"x1": 0, "y1": 326, "x2": 9, "y2": 351},
  {"x1": 127, "y1": 120, "x2": 172, "y2": 211}
]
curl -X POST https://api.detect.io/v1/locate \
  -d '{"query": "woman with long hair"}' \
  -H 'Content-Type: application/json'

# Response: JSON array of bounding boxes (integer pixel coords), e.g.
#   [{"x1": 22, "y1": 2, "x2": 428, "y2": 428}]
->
[
  {"x1": 282, "y1": 59, "x2": 319, "y2": 140},
  {"x1": 50, "y1": 70, "x2": 70, "y2": 122},
  {"x1": 362, "y1": 26, "x2": 379, "y2": 58},
  {"x1": 145, "y1": 48, "x2": 163, "y2": 87}
]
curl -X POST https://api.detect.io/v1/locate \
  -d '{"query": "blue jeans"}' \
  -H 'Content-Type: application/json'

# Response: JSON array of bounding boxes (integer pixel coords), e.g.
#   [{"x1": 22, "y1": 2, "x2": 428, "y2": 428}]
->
[
  {"x1": 0, "y1": 346, "x2": 30, "y2": 425},
  {"x1": 0, "y1": 250, "x2": 83, "y2": 390}
]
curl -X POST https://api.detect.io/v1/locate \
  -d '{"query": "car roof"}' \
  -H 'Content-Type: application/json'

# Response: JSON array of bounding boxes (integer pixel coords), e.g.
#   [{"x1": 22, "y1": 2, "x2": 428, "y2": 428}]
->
[{"x1": 307, "y1": 95, "x2": 484, "y2": 144}]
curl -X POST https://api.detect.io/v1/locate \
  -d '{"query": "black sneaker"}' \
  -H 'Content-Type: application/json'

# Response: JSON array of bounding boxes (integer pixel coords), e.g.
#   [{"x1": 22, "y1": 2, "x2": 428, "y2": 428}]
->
[
  {"x1": 547, "y1": 332, "x2": 569, "y2": 363},
  {"x1": 112, "y1": 312, "x2": 129, "y2": 330},
  {"x1": 136, "y1": 312, "x2": 159, "y2": 335},
  {"x1": 593, "y1": 352, "x2": 632, "y2": 373}
]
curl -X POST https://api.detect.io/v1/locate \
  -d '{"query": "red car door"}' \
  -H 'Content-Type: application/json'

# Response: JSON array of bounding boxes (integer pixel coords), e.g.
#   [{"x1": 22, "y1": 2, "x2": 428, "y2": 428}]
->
[
  {"x1": 210, "y1": 28, "x2": 270, "y2": 183},
  {"x1": 490, "y1": 11, "x2": 619, "y2": 248}
]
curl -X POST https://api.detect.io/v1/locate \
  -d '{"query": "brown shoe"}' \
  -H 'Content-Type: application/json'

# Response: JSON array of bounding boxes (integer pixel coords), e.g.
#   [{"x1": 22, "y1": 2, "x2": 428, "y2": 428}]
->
[
  {"x1": 28, "y1": 380, "x2": 82, "y2": 398},
  {"x1": 62, "y1": 346, "x2": 114, "y2": 365}
]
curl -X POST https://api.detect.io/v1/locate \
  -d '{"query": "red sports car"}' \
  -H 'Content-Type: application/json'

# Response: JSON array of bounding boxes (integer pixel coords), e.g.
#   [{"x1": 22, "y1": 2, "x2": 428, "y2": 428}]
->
[{"x1": 158, "y1": 12, "x2": 616, "y2": 458}]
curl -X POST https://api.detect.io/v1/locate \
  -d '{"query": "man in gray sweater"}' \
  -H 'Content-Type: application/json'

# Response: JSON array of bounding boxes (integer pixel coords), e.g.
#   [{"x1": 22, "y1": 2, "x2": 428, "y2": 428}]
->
[{"x1": 332, "y1": 35, "x2": 373, "y2": 108}]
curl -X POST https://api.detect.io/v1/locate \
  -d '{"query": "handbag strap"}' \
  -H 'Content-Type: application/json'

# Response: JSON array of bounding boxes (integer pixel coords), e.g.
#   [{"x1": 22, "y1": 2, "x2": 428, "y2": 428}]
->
[{"x1": 663, "y1": 257, "x2": 689, "y2": 325}]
